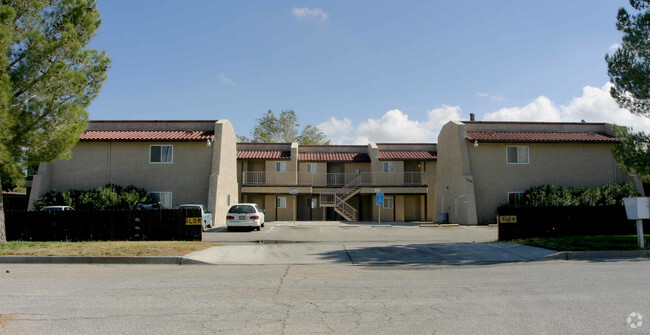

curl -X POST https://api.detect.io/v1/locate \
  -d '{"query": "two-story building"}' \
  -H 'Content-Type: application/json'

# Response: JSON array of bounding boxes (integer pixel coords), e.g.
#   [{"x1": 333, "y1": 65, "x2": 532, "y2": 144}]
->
[
  {"x1": 237, "y1": 142, "x2": 437, "y2": 222},
  {"x1": 27, "y1": 120, "x2": 238, "y2": 227},
  {"x1": 25, "y1": 118, "x2": 644, "y2": 227},
  {"x1": 434, "y1": 120, "x2": 643, "y2": 225}
]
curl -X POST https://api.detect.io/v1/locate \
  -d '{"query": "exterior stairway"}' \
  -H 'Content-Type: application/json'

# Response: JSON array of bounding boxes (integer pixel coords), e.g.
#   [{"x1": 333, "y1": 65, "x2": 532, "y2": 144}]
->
[{"x1": 320, "y1": 176, "x2": 360, "y2": 221}]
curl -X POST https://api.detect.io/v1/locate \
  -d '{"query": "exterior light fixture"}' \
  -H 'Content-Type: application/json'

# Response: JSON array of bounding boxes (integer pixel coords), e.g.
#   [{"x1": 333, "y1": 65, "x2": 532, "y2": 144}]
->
[
  {"x1": 207, "y1": 139, "x2": 212, "y2": 147},
  {"x1": 473, "y1": 140, "x2": 478, "y2": 147}
]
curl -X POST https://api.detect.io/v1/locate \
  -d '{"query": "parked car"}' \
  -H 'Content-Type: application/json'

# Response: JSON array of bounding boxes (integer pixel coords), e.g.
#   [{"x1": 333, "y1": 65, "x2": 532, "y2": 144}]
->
[
  {"x1": 133, "y1": 202, "x2": 165, "y2": 210},
  {"x1": 41, "y1": 206, "x2": 74, "y2": 211},
  {"x1": 226, "y1": 203, "x2": 265, "y2": 231},
  {"x1": 177, "y1": 204, "x2": 213, "y2": 231}
]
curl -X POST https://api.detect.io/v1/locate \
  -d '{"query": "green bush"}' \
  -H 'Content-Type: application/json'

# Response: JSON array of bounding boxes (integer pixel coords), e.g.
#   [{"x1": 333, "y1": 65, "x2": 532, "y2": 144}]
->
[
  {"x1": 511, "y1": 182, "x2": 639, "y2": 208},
  {"x1": 33, "y1": 184, "x2": 154, "y2": 210}
]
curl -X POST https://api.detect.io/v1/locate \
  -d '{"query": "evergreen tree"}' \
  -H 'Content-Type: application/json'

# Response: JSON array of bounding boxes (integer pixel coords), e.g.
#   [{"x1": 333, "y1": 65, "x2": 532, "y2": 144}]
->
[
  {"x1": 0, "y1": 0, "x2": 110, "y2": 242},
  {"x1": 606, "y1": 0, "x2": 650, "y2": 183}
]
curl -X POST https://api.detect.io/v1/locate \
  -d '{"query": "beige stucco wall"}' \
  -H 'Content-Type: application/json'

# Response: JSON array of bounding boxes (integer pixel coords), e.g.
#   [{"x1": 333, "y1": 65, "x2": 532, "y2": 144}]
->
[
  {"x1": 208, "y1": 120, "x2": 239, "y2": 227},
  {"x1": 434, "y1": 121, "x2": 478, "y2": 225},
  {"x1": 468, "y1": 141, "x2": 636, "y2": 224},
  {"x1": 37, "y1": 141, "x2": 213, "y2": 208}
]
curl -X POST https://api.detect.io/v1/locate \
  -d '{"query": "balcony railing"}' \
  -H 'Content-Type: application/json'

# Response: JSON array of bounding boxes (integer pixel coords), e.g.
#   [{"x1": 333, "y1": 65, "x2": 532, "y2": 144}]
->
[{"x1": 243, "y1": 171, "x2": 426, "y2": 186}]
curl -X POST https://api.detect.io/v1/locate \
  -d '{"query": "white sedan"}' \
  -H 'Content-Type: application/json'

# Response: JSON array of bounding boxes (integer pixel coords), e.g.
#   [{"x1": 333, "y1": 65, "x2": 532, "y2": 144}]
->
[{"x1": 226, "y1": 203, "x2": 265, "y2": 231}]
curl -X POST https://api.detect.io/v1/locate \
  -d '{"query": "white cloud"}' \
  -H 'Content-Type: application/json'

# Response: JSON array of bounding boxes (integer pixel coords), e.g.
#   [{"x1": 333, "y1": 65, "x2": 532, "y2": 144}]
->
[
  {"x1": 322, "y1": 106, "x2": 462, "y2": 144},
  {"x1": 476, "y1": 92, "x2": 505, "y2": 102},
  {"x1": 317, "y1": 117, "x2": 353, "y2": 136},
  {"x1": 484, "y1": 83, "x2": 650, "y2": 132},
  {"x1": 219, "y1": 73, "x2": 234, "y2": 86},
  {"x1": 608, "y1": 43, "x2": 622, "y2": 54},
  {"x1": 292, "y1": 7, "x2": 329, "y2": 22},
  {"x1": 483, "y1": 96, "x2": 562, "y2": 122}
]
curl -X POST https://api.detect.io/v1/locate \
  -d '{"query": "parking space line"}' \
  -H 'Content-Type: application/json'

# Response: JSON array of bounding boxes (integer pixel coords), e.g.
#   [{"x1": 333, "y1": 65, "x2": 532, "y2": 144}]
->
[{"x1": 266, "y1": 226, "x2": 275, "y2": 234}]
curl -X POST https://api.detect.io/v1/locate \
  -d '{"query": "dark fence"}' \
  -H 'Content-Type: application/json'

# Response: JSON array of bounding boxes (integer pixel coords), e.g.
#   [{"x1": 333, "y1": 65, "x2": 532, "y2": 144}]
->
[
  {"x1": 497, "y1": 206, "x2": 647, "y2": 241},
  {"x1": 5, "y1": 209, "x2": 202, "y2": 241},
  {"x1": 2, "y1": 193, "x2": 28, "y2": 211}
]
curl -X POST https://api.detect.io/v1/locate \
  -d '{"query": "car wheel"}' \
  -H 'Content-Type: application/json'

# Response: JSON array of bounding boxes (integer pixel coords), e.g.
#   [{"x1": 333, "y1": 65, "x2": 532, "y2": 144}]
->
[
  {"x1": 255, "y1": 226, "x2": 261, "y2": 231},
  {"x1": 261, "y1": 222, "x2": 265, "y2": 228},
  {"x1": 227, "y1": 227, "x2": 233, "y2": 232}
]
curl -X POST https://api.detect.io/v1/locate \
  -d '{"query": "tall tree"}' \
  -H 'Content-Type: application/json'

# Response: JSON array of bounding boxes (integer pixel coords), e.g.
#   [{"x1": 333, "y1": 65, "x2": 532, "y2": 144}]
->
[
  {"x1": 0, "y1": 0, "x2": 110, "y2": 242},
  {"x1": 239, "y1": 110, "x2": 331, "y2": 144},
  {"x1": 606, "y1": 0, "x2": 650, "y2": 183}
]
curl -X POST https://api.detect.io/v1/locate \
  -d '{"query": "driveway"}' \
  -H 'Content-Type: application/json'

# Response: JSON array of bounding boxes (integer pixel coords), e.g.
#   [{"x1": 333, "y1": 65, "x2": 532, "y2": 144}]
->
[
  {"x1": 191, "y1": 222, "x2": 557, "y2": 265},
  {"x1": 202, "y1": 221, "x2": 497, "y2": 243}
]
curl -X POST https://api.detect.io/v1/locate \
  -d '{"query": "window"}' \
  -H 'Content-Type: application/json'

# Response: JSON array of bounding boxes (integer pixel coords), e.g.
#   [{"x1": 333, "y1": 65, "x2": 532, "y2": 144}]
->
[
  {"x1": 277, "y1": 197, "x2": 287, "y2": 208},
  {"x1": 306, "y1": 163, "x2": 317, "y2": 173},
  {"x1": 25, "y1": 164, "x2": 39, "y2": 177},
  {"x1": 383, "y1": 162, "x2": 394, "y2": 172},
  {"x1": 275, "y1": 161, "x2": 287, "y2": 172},
  {"x1": 150, "y1": 145, "x2": 173, "y2": 164},
  {"x1": 383, "y1": 197, "x2": 394, "y2": 209},
  {"x1": 507, "y1": 146, "x2": 529, "y2": 164},
  {"x1": 310, "y1": 198, "x2": 318, "y2": 209},
  {"x1": 508, "y1": 192, "x2": 524, "y2": 206},
  {"x1": 149, "y1": 192, "x2": 172, "y2": 209}
]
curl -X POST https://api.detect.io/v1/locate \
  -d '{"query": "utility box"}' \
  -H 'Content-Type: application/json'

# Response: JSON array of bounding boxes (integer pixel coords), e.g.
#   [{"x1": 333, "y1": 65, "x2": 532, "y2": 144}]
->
[{"x1": 623, "y1": 197, "x2": 650, "y2": 220}]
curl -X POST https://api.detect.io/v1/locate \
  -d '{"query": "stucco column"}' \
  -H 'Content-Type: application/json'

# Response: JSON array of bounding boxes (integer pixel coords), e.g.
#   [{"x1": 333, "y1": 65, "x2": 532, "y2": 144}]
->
[
  {"x1": 208, "y1": 120, "x2": 239, "y2": 227},
  {"x1": 290, "y1": 142, "x2": 299, "y2": 185}
]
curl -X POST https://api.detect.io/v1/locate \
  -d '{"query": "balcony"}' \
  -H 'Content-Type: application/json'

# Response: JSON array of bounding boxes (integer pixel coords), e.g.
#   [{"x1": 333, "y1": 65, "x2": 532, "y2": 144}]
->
[{"x1": 242, "y1": 171, "x2": 426, "y2": 187}]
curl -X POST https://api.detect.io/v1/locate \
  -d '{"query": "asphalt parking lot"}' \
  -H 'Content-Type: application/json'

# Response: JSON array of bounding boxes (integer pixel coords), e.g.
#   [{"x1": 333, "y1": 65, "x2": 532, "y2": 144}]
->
[
  {"x1": 202, "y1": 221, "x2": 498, "y2": 243},
  {"x1": 191, "y1": 222, "x2": 558, "y2": 265}
]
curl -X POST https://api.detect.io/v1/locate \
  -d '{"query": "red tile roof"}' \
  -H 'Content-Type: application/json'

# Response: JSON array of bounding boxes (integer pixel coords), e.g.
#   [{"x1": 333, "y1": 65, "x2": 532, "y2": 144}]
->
[
  {"x1": 237, "y1": 151, "x2": 291, "y2": 160},
  {"x1": 299, "y1": 152, "x2": 370, "y2": 162},
  {"x1": 80, "y1": 130, "x2": 214, "y2": 142},
  {"x1": 465, "y1": 131, "x2": 618, "y2": 143},
  {"x1": 378, "y1": 151, "x2": 437, "y2": 160}
]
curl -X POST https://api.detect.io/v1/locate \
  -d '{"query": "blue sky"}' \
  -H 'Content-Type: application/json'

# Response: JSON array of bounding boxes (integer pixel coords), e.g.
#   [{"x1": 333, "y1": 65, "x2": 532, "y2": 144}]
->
[{"x1": 88, "y1": 0, "x2": 650, "y2": 143}]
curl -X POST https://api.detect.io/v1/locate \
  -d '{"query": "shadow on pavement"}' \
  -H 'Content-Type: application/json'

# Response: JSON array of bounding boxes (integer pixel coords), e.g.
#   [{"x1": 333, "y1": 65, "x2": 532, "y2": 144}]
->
[{"x1": 314, "y1": 242, "x2": 557, "y2": 266}]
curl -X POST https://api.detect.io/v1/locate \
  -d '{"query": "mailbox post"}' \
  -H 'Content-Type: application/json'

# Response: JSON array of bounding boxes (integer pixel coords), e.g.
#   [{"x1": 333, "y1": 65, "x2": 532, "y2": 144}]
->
[{"x1": 623, "y1": 197, "x2": 649, "y2": 249}]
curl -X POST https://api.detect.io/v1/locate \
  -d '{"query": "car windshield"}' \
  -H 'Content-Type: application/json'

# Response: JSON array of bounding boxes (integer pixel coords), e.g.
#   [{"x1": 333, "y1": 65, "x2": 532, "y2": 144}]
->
[
  {"x1": 229, "y1": 205, "x2": 256, "y2": 214},
  {"x1": 135, "y1": 203, "x2": 161, "y2": 210}
]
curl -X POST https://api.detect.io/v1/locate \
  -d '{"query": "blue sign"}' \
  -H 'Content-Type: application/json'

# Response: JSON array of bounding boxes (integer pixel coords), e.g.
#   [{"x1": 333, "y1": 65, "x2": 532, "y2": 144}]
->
[{"x1": 376, "y1": 193, "x2": 384, "y2": 206}]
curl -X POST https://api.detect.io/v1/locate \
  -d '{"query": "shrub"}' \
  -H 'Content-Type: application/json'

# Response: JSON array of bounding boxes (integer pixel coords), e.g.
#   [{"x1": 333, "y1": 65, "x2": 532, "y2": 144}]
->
[
  {"x1": 33, "y1": 184, "x2": 154, "y2": 210},
  {"x1": 512, "y1": 182, "x2": 639, "y2": 208}
]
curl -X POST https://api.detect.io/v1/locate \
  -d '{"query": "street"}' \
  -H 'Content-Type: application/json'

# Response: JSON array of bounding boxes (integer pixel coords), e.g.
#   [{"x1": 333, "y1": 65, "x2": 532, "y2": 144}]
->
[{"x1": 0, "y1": 260, "x2": 648, "y2": 334}]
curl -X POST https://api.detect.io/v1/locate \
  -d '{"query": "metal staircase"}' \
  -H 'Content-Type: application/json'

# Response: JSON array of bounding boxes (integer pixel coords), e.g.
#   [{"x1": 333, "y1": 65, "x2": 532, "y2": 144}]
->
[{"x1": 320, "y1": 176, "x2": 361, "y2": 221}]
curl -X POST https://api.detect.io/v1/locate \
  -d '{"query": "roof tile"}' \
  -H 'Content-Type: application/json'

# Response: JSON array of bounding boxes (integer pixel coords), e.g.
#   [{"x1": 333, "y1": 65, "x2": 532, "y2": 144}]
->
[
  {"x1": 237, "y1": 151, "x2": 291, "y2": 160},
  {"x1": 80, "y1": 130, "x2": 214, "y2": 141},
  {"x1": 299, "y1": 152, "x2": 370, "y2": 162},
  {"x1": 378, "y1": 151, "x2": 437, "y2": 160},
  {"x1": 465, "y1": 131, "x2": 618, "y2": 143}
]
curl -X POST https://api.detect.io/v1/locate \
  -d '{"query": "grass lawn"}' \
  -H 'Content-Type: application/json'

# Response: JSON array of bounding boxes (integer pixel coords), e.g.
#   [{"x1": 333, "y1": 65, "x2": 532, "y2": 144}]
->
[
  {"x1": 0, "y1": 241, "x2": 217, "y2": 256},
  {"x1": 512, "y1": 235, "x2": 650, "y2": 251}
]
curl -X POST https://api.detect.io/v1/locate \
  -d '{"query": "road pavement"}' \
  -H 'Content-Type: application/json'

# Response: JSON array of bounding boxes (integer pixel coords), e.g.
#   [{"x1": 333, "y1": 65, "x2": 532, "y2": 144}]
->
[{"x1": 0, "y1": 261, "x2": 648, "y2": 334}]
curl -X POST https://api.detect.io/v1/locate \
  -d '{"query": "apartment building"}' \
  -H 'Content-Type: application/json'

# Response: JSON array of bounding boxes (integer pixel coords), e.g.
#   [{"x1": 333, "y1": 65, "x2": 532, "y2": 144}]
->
[
  {"x1": 434, "y1": 120, "x2": 643, "y2": 225},
  {"x1": 27, "y1": 120, "x2": 238, "y2": 227},
  {"x1": 237, "y1": 142, "x2": 437, "y2": 222},
  {"x1": 25, "y1": 118, "x2": 643, "y2": 226}
]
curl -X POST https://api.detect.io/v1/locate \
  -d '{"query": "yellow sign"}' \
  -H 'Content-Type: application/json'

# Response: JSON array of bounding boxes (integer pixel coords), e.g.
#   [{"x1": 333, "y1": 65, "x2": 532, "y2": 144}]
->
[
  {"x1": 498, "y1": 215, "x2": 517, "y2": 223},
  {"x1": 185, "y1": 217, "x2": 202, "y2": 226}
]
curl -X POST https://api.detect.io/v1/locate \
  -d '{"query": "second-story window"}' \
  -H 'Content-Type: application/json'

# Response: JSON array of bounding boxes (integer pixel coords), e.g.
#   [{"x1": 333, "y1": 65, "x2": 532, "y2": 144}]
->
[
  {"x1": 383, "y1": 162, "x2": 394, "y2": 172},
  {"x1": 306, "y1": 163, "x2": 317, "y2": 173},
  {"x1": 507, "y1": 146, "x2": 529, "y2": 164},
  {"x1": 275, "y1": 161, "x2": 287, "y2": 172},
  {"x1": 150, "y1": 145, "x2": 173, "y2": 164}
]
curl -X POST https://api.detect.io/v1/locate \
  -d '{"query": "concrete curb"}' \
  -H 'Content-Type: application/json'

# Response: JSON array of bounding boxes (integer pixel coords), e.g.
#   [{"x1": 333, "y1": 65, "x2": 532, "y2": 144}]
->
[
  {"x1": 543, "y1": 250, "x2": 650, "y2": 260},
  {"x1": 0, "y1": 256, "x2": 211, "y2": 265}
]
